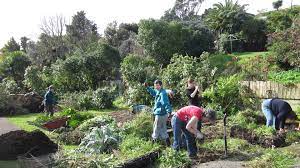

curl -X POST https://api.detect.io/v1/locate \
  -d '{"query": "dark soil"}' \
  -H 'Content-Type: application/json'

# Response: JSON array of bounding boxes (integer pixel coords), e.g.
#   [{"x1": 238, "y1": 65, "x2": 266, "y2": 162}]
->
[
  {"x1": 116, "y1": 151, "x2": 159, "y2": 168},
  {"x1": 230, "y1": 125, "x2": 286, "y2": 148},
  {"x1": 109, "y1": 110, "x2": 135, "y2": 126},
  {"x1": 196, "y1": 148, "x2": 223, "y2": 163},
  {"x1": 0, "y1": 130, "x2": 58, "y2": 160}
]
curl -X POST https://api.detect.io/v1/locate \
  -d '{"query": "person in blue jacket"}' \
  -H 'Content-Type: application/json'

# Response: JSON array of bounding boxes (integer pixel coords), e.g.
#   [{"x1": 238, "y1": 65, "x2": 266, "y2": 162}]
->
[
  {"x1": 144, "y1": 80, "x2": 173, "y2": 145},
  {"x1": 43, "y1": 85, "x2": 56, "y2": 116}
]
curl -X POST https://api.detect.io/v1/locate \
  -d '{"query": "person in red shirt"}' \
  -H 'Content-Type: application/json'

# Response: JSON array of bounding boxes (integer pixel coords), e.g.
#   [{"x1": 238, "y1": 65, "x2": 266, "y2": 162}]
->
[{"x1": 171, "y1": 105, "x2": 216, "y2": 158}]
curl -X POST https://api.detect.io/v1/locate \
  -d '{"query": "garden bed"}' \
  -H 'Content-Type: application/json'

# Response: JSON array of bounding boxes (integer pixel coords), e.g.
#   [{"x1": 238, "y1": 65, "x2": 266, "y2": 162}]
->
[{"x1": 230, "y1": 125, "x2": 286, "y2": 147}]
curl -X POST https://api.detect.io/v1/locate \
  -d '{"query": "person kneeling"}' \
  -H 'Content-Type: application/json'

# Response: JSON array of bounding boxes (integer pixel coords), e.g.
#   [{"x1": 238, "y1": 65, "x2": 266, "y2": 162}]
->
[{"x1": 171, "y1": 105, "x2": 216, "y2": 159}]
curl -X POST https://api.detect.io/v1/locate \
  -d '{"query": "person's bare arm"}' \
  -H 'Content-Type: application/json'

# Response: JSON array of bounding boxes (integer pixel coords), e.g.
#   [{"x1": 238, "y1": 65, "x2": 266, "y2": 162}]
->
[
  {"x1": 186, "y1": 116, "x2": 199, "y2": 136},
  {"x1": 190, "y1": 86, "x2": 198, "y2": 98}
]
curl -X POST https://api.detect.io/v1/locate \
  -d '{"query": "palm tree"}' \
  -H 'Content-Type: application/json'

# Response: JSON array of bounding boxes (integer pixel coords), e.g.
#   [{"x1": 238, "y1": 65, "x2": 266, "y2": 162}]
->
[{"x1": 203, "y1": 0, "x2": 248, "y2": 35}]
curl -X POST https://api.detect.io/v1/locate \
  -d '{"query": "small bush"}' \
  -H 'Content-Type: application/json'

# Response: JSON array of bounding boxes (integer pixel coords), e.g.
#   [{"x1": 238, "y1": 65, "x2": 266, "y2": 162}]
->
[
  {"x1": 268, "y1": 70, "x2": 300, "y2": 85},
  {"x1": 253, "y1": 126, "x2": 276, "y2": 137},
  {"x1": 58, "y1": 130, "x2": 85, "y2": 145},
  {"x1": 285, "y1": 131, "x2": 300, "y2": 144},
  {"x1": 122, "y1": 112, "x2": 153, "y2": 139},
  {"x1": 158, "y1": 148, "x2": 191, "y2": 168},
  {"x1": 78, "y1": 126, "x2": 120, "y2": 155},
  {"x1": 78, "y1": 116, "x2": 116, "y2": 132},
  {"x1": 203, "y1": 75, "x2": 242, "y2": 115},
  {"x1": 61, "y1": 88, "x2": 116, "y2": 110},
  {"x1": 249, "y1": 149, "x2": 297, "y2": 168}
]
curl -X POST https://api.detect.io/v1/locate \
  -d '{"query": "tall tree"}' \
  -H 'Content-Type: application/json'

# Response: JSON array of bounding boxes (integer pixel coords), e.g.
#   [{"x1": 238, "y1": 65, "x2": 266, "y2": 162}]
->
[
  {"x1": 20, "y1": 36, "x2": 29, "y2": 52},
  {"x1": 138, "y1": 19, "x2": 186, "y2": 65},
  {"x1": 203, "y1": 0, "x2": 249, "y2": 34},
  {"x1": 273, "y1": 0, "x2": 283, "y2": 10},
  {"x1": 66, "y1": 11, "x2": 99, "y2": 50},
  {"x1": 162, "y1": 0, "x2": 204, "y2": 21},
  {"x1": 1, "y1": 37, "x2": 20, "y2": 53}
]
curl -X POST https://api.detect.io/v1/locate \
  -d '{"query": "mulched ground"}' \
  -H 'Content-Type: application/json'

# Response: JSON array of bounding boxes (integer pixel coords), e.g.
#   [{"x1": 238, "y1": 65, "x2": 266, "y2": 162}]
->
[
  {"x1": 109, "y1": 110, "x2": 135, "y2": 126},
  {"x1": 0, "y1": 130, "x2": 58, "y2": 160}
]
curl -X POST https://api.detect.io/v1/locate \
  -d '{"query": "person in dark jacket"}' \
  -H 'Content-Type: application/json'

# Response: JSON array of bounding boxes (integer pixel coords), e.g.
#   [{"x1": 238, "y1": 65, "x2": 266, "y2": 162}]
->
[
  {"x1": 186, "y1": 79, "x2": 202, "y2": 107},
  {"x1": 43, "y1": 85, "x2": 56, "y2": 116},
  {"x1": 262, "y1": 98, "x2": 297, "y2": 132}
]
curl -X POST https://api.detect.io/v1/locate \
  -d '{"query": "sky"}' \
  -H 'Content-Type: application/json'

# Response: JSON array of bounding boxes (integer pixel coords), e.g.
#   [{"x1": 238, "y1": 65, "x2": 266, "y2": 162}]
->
[{"x1": 0, "y1": 0, "x2": 299, "y2": 48}]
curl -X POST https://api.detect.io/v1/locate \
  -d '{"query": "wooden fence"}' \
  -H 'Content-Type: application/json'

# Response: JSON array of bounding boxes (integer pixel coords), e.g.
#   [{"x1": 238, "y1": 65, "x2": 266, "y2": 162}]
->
[{"x1": 241, "y1": 81, "x2": 300, "y2": 100}]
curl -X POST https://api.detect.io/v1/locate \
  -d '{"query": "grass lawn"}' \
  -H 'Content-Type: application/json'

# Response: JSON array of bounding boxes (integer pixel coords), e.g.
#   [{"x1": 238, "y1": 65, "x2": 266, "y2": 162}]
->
[
  {"x1": 0, "y1": 160, "x2": 19, "y2": 168},
  {"x1": 232, "y1": 51, "x2": 270, "y2": 58}
]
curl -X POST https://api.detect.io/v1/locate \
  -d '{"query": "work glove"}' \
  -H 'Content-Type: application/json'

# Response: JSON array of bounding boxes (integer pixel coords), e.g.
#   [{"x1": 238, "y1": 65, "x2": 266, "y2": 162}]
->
[{"x1": 196, "y1": 132, "x2": 204, "y2": 140}]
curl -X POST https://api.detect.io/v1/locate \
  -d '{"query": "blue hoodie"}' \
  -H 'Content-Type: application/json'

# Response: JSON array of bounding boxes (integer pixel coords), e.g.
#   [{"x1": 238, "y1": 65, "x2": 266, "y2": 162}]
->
[{"x1": 146, "y1": 87, "x2": 172, "y2": 116}]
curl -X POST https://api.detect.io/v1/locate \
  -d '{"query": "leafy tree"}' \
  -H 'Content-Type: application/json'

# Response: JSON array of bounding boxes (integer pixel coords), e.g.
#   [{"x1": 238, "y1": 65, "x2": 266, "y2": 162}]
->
[
  {"x1": 273, "y1": 0, "x2": 283, "y2": 10},
  {"x1": 120, "y1": 54, "x2": 159, "y2": 105},
  {"x1": 161, "y1": 0, "x2": 204, "y2": 21},
  {"x1": 104, "y1": 21, "x2": 138, "y2": 48},
  {"x1": 0, "y1": 51, "x2": 31, "y2": 86},
  {"x1": 240, "y1": 17, "x2": 268, "y2": 51},
  {"x1": 1, "y1": 37, "x2": 20, "y2": 53},
  {"x1": 265, "y1": 6, "x2": 300, "y2": 32},
  {"x1": 181, "y1": 20, "x2": 215, "y2": 56},
  {"x1": 23, "y1": 65, "x2": 49, "y2": 94},
  {"x1": 138, "y1": 19, "x2": 186, "y2": 65},
  {"x1": 66, "y1": 11, "x2": 99, "y2": 51},
  {"x1": 20, "y1": 36, "x2": 29, "y2": 52},
  {"x1": 203, "y1": 0, "x2": 249, "y2": 35},
  {"x1": 51, "y1": 42, "x2": 120, "y2": 92},
  {"x1": 26, "y1": 33, "x2": 69, "y2": 67},
  {"x1": 161, "y1": 53, "x2": 214, "y2": 107},
  {"x1": 268, "y1": 17, "x2": 300, "y2": 69}
]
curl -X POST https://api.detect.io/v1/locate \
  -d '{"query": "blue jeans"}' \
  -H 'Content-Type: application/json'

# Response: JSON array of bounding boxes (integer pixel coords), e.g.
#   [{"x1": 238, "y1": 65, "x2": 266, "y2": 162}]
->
[
  {"x1": 171, "y1": 115, "x2": 197, "y2": 156},
  {"x1": 262, "y1": 99, "x2": 275, "y2": 127}
]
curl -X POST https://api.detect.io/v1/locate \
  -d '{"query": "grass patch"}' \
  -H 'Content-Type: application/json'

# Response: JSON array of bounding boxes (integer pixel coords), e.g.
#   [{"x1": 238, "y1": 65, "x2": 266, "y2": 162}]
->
[
  {"x1": 248, "y1": 149, "x2": 297, "y2": 168},
  {"x1": 233, "y1": 51, "x2": 270, "y2": 58},
  {"x1": 268, "y1": 70, "x2": 300, "y2": 85},
  {"x1": 0, "y1": 160, "x2": 19, "y2": 168},
  {"x1": 202, "y1": 138, "x2": 262, "y2": 154}
]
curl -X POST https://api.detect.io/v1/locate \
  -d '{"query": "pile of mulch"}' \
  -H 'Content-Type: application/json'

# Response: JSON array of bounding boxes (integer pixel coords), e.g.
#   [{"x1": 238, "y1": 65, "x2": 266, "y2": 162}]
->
[
  {"x1": 230, "y1": 125, "x2": 286, "y2": 148},
  {"x1": 109, "y1": 110, "x2": 135, "y2": 126},
  {"x1": 116, "y1": 150, "x2": 159, "y2": 168},
  {"x1": 0, "y1": 130, "x2": 58, "y2": 160}
]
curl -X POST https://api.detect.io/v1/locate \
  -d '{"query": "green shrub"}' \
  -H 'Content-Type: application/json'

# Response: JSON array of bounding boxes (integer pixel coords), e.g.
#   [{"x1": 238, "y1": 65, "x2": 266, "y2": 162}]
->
[
  {"x1": 120, "y1": 54, "x2": 159, "y2": 105},
  {"x1": 238, "y1": 54, "x2": 278, "y2": 81},
  {"x1": 253, "y1": 126, "x2": 276, "y2": 137},
  {"x1": 285, "y1": 131, "x2": 300, "y2": 144},
  {"x1": 203, "y1": 75, "x2": 242, "y2": 115},
  {"x1": 158, "y1": 148, "x2": 191, "y2": 168},
  {"x1": 161, "y1": 53, "x2": 215, "y2": 107},
  {"x1": 268, "y1": 70, "x2": 300, "y2": 85},
  {"x1": 61, "y1": 88, "x2": 116, "y2": 110},
  {"x1": 78, "y1": 126, "x2": 120, "y2": 155},
  {"x1": 249, "y1": 149, "x2": 297, "y2": 168},
  {"x1": 119, "y1": 135, "x2": 160, "y2": 160},
  {"x1": 58, "y1": 130, "x2": 85, "y2": 145},
  {"x1": 230, "y1": 109, "x2": 264, "y2": 127},
  {"x1": 92, "y1": 87, "x2": 115, "y2": 109},
  {"x1": 268, "y1": 17, "x2": 300, "y2": 68},
  {"x1": 78, "y1": 116, "x2": 116, "y2": 132},
  {"x1": 0, "y1": 78, "x2": 21, "y2": 94},
  {"x1": 122, "y1": 112, "x2": 153, "y2": 139}
]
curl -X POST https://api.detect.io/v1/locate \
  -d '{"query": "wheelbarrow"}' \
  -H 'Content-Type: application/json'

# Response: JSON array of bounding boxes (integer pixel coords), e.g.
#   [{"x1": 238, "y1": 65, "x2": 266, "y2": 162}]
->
[{"x1": 42, "y1": 117, "x2": 69, "y2": 131}]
